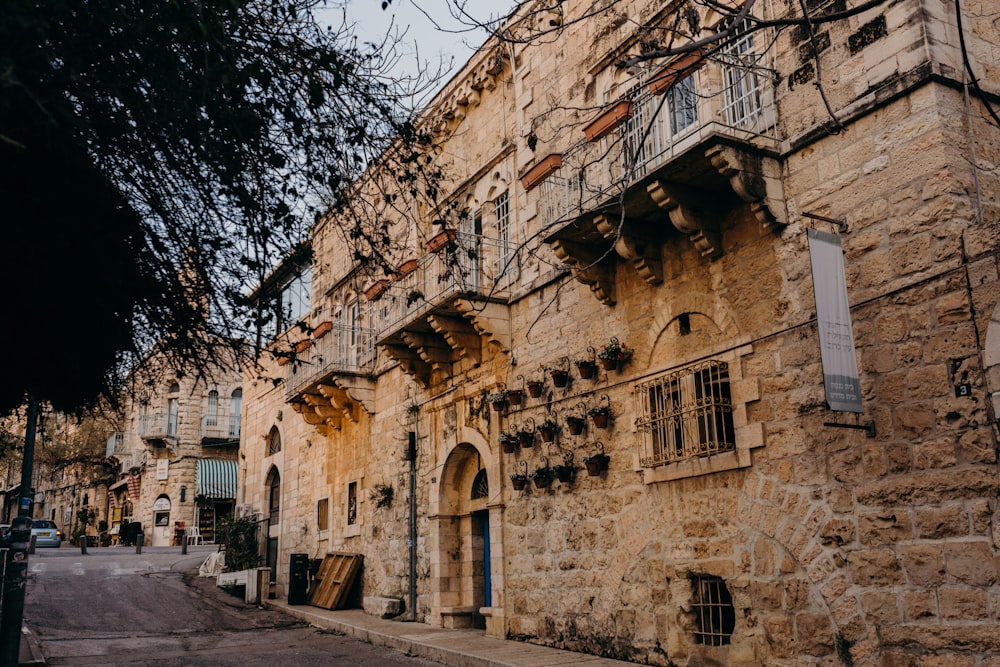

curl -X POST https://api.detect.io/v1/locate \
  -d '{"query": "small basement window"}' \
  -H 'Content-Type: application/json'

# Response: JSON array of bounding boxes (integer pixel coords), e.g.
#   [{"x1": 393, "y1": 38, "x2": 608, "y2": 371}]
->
[{"x1": 691, "y1": 574, "x2": 735, "y2": 646}]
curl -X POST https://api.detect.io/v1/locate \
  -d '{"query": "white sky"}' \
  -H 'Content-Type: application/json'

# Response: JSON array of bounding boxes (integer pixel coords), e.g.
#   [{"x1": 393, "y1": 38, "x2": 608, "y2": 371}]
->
[{"x1": 319, "y1": 1, "x2": 517, "y2": 82}]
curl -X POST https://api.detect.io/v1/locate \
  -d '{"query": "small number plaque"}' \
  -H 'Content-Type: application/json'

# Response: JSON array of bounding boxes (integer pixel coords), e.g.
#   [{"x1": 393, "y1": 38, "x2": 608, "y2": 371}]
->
[{"x1": 954, "y1": 383, "x2": 972, "y2": 397}]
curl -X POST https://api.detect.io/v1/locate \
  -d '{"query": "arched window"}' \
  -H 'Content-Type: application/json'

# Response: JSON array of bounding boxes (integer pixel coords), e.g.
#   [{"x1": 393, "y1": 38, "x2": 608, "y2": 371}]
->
[
  {"x1": 206, "y1": 390, "x2": 219, "y2": 427},
  {"x1": 267, "y1": 425, "x2": 281, "y2": 456},
  {"x1": 266, "y1": 467, "x2": 281, "y2": 525},
  {"x1": 471, "y1": 469, "x2": 489, "y2": 500},
  {"x1": 229, "y1": 389, "x2": 242, "y2": 437},
  {"x1": 167, "y1": 382, "x2": 180, "y2": 437}
]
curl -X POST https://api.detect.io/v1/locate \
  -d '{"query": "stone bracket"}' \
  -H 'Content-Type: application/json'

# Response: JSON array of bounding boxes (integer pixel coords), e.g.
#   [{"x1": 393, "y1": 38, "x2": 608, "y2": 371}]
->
[
  {"x1": 331, "y1": 376, "x2": 375, "y2": 415},
  {"x1": 593, "y1": 214, "x2": 663, "y2": 285},
  {"x1": 455, "y1": 300, "x2": 511, "y2": 352},
  {"x1": 706, "y1": 144, "x2": 787, "y2": 230},
  {"x1": 383, "y1": 343, "x2": 432, "y2": 388},
  {"x1": 317, "y1": 382, "x2": 359, "y2": 423},
  {"x1": 550, "y1": 238, "x2": 616, "y2": 306},
  {"x1": 428, "y1": 314, "x2": 482, "y2": 364},
  {"x1": 646, "y1": 179, "x2": 724, "y2": 258}
]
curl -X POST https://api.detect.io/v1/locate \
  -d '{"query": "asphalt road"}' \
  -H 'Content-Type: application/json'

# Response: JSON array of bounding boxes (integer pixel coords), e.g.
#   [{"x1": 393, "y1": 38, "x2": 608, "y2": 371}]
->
[{"x1": 23, "y1": 546, "x2": 444, "y2": 666}]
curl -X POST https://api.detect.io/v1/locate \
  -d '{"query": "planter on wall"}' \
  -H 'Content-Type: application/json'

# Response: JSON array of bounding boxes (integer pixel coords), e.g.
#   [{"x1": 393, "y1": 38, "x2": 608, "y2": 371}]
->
[
  {"x1": 510, "y1": 475, "x2": 528, "y2": 491},
  {"x1": 538, "y1": 424, "x2": 558, "y2": 443},
  {"x1": 294, "y1": 339, "x2": 311, "y2": 353},
  {"x1": 550, "y1": 369, "x2": 569, "y2": 388},
  {"x1": 364, "y1": 279, "x2": 390, "y2": 301},
  {"x1": 575, "y1": 361, "x2": 597, "y2": 380},
  {"x1": 396, "y1": 258, "x2": 419, "y2": 277},
  {"x1": 589, "y1": 411, "x2": 610, "y2": 429},
  {"x1": 427, "y1": 229, "x2": 457, "y2": 253},
  {"x1": 312, "y1": 320, "x2": 333, "y2": 339},
  {"x1": 526, "y1": 381, "x2": 544, "y2": 398},
  {"x1": 648, "y1": 49, "x2": 705, "y2": 95},
  {"x1": 584, "y1": 454, "x2": 610, "y2": 476},
  {"x1": 520, "y1": 153, "x2": 562, "y2": 191},
  {"x1": 566, "y1": 416, "x2": 586, "y2": 436},
  {"x1": 507, "y1": 389, "x2": 524, "y2": 406},
  {"x1": 582, "y1": 100, "x2": 633, "y2": 142}
]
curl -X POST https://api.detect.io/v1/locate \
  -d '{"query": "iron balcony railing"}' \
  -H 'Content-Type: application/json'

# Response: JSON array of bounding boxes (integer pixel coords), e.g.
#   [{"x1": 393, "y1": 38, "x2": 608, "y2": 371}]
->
[
  {"x1": 201, "y1": 414, "x2": 241, "y2": 442},
  {"x1": 374, "y1": 232, "x2": 511, "y2": 341},
  {"x1": 283, "y1": 323, "x2": 377, "y2": 400},
  {"x1": 139, "y1": 413, "x2": 177, "y2": 440},
  {"x1": 540, "y1": 56, "x2": 778, "y2": 227},
  {"x1": 105, "y1": 431, "x2": 125, "y2": 458}
]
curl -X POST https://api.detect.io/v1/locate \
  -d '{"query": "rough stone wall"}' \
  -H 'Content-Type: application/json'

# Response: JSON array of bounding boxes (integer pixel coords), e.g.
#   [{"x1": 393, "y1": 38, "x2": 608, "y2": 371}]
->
[{"x1": 240, "y1": 0, "x2": 1000, "y2": 663}]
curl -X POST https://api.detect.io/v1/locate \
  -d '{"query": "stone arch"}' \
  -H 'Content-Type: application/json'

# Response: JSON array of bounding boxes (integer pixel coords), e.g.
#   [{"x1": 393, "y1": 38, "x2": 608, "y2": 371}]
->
[
  {"x1": 595, "y1": 476, "x2": 878, "y2": 664},
  {"x1": 644, "y1": 291, "x2": 740, "y2": 367},
  {"x1": 428, "y1": 440, "x2": 502, "y2": 631}
]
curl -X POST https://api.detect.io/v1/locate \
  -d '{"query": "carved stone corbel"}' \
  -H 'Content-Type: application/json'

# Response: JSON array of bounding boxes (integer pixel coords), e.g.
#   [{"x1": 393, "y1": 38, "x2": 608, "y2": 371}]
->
[
  {"x1": 706, "y1": 145, "x2": 786, "y2": 230},
  {"x1": 455, "y1": 300, "x2": 511, "y2": 352},
  {"x1": 550, "y1": 238, "x2": 616, "y2": 306},
  {"x1": 382, "y1": 344, "x2": 431, "y2": 388},
  {"x1": 428, "y1": 314, "x2": 482, "y2": 364},
  {"x1": 593, "y1": 214, "x2": 663, "y2": 285},
  {"x1": 646, "y1": 180, "x2": 724, "y2": 258},
  {"x1": 332, "y1": 376, "x2": 375, "y2": 415}
]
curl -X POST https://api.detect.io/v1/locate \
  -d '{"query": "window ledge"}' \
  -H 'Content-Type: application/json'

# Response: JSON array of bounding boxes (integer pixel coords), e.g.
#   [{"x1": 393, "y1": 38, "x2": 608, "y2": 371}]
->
[
  {"x1": 636, "y1": 422, "x2": 763, "y2": 485},
  {"x1": 344, "y1": 524, "x2": 361, "y2": 538}
]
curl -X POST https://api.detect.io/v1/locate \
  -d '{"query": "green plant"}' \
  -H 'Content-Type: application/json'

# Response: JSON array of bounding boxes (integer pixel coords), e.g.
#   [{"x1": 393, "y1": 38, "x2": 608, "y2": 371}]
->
[
  {"x1": 371, "y1": 483, "x2": 394, "y2": 509},
  {"x1": 485, "y1": 389, "x2": 508, "y2": 404},
  {"x1": 530, "y1": 466, "x2": 553, "y2": 481},
  {"x1": 597, "y1": 337, "x2": 630, "y2": 362},
  {"x1": 587, "y1": 405, "x2": 611, "y2": 417},
  {"x1": 216, "y1": 516, "x2": 261, "y2": 572}
]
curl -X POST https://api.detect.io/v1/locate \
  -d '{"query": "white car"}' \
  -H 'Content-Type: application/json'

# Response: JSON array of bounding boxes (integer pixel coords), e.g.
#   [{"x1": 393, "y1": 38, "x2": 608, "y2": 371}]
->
[{"x1": 31, "y1": 520, "x2": 62, "y2": 548}]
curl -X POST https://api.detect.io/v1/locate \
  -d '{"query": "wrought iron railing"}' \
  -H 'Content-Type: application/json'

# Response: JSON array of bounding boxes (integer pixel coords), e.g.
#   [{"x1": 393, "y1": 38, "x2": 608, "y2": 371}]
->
[
  {"x1": 635, "y1": 360, "x2": 736, "y2": 468},
  {"x1": 374, "y1": 232, "x2": 511, "y2": 341},
  {"x1": 105, "y1": 431, "x2": 125, "y2": 458},
  {"x1": 540, "y1": 56, "x2": 777, "y2": 227},
  {"x1": 138, "y1": 413, "x2": 176, "y2": 440},
  {"x1": 201, "y1": 415, "x2": 241, "y2": 441},
  {"x1": 283, "y1": 323, "x2": 377, "y2": 400}
]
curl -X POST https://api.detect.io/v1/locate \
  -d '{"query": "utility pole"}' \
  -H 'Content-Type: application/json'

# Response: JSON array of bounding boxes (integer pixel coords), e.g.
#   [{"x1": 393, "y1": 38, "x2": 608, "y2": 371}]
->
[{"x1": 0, "y1": 395, "x2": 38, "y2": 666}]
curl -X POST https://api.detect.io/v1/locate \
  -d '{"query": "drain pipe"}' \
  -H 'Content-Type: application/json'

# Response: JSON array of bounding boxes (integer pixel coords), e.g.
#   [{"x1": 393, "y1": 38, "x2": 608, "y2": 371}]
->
[{"x1": 407, "y1": 427, "x2": 417, "y2": 621}]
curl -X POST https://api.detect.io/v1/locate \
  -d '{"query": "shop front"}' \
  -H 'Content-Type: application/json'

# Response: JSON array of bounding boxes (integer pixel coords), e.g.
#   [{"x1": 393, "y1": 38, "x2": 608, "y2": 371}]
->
[{"x1": 194, "y1": 458, "x2": 237, "y2": 543}]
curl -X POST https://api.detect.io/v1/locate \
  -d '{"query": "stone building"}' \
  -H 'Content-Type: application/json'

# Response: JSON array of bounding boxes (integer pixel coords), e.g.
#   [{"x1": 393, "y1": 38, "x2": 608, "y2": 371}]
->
[
  {"x1": 240, "y1": 0, "x2": 1000, "y2": 664},
  {"x1": 106, "y1": 355, "x2": 242, "y2": 547}
]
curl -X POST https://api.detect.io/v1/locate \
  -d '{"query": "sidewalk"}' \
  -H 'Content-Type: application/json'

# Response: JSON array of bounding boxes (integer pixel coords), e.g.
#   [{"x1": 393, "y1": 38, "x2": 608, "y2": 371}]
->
[
  {"x1": 267, "y1": 599, "x2": 636, "y2": 667},
  {"x1": 20, "y1": 624, "x2": 45, "y2": 666}
]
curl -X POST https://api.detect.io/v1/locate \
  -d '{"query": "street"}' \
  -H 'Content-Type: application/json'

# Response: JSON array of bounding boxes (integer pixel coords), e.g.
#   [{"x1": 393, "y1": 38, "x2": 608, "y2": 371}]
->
[{"x1": 22, "y1": 546, "x2": 444, "y2": 666}]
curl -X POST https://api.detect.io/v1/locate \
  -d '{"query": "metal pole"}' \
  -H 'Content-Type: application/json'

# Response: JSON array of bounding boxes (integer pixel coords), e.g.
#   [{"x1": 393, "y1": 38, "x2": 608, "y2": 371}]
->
[
  {"x1": 0, "y1": 394, "x2": 39, "y2": 666},
  {"x1": 136, "y1": 532, "x2": 143, "y2": 555},
  {"x1": 407, "y1": 429, "x2": 417, "y2": 621}
]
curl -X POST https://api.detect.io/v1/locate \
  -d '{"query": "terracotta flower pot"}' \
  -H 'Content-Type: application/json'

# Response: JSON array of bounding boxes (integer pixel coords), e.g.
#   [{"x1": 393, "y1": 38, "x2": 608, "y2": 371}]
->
[
  {"x1": 427, "y1": 229, "x2": 457, "y2": 253},
  {"x1": 599, "y1": 357, "x2": 618, "y2": 371},
  {"x1": 511, "y1": 476, "x2": 527, "y2": 491},
  {"x1": 501, "y1": 440, "x2": 517, "y2": 454},
  {"x1": 585, "y1": 460, "x2": 603, "y2": 476},
  {"x1": 567, "y1": 417, "x2": 585, "y2": 436},
  {"x1": 526, "y1": 382, "x2": 544, "y2": 398},
  {"x1": 518, "y1": 432, "x2": 534, "y2": 448},
  {"x1": 507, "y1": 389, "x2": 524, "y2": 406},
  {"x1": 576, "y1": 362, "x2": 596, "y2": 380},
  {"x1": 491, "y1": 399, "x2": 506, "y2": 412},
  {"x1": 590, "y1": 412, "x2": 610, "y2": 429},
  {"x1": 550, "y1": 370, "x2": 569, "y2": 388},
  {"x1": 532, "y1": 474, "x2": 551, "y2": 489},
  {"x1": 555, "y1": 466, "x2": 574, "y2": 483},
  {"x1": 365, "y1": 279, "x2": 390, "y2": 301},
  {"x1": 539, "y1": 426, "x2": 557, "y2": 442}
]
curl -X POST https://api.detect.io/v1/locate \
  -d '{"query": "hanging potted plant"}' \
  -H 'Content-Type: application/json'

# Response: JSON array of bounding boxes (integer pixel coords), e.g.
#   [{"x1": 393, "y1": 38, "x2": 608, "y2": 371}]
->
[
  {"x1": 499, "y1": 432, "x2": 518, "y2": 454},
  {"x1": 396, "y1": 258, "x2": 420, "y2": 277},
  {"x1": 538, "y1": 418, "x2": 559, "y2": 443},
  {"x1": 575, "y1": 348, "x2": 597, "y2": 380},
  {"x1": 486, "y1": 389, "x2": 508, "y2": 412},
  {"x1": 554, "y1": 454, "x2": 576, "y2": 484},
  {"x1": 530, "y1": 460, "x2": 554, "y2": 489},
  {"x1": 507, "y1": 388, "x2": 524, "y2": 406},
  {"x1": 525, "y1": 378, "x2": 545, "y2": 398},
  {"x1": 566, "y1": 415, "x2": 586, "y2": 436},
  {"x1": 510, "y1": 472, "x2": 528, "y2": 491},
  {"x1": 510, "y1": 461, "x2": 529, "y2": 491},
  {"x1": 364, "y1": 278, "x2": 391, "y2": 302},
  {"x1": 516, "y1": 418, "x2": 535, "y2": 448},
  {"x1": 584, "y1": 444, "x2": 610, "y2": 476},
  {"x1": 588, "y1": 405, "x2": 612, "y2": 429},
  {"x1": 597, "y1": 337, "x2": 631, "y2": 370},
  {"x1": 546, "y1": 357, "x2": 570, "y2": 388}
]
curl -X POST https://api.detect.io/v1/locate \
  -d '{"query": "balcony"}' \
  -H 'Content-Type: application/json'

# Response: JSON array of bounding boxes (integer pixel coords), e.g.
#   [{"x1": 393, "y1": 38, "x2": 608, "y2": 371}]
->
[
  {"x1": 139, "y1": 413, "x2": 177, "y2": 447},
  {"x1": 283, "y1": 323, "x2": 377, "y2": 432},
  {"x1": 372, "y1": 232, "x2": 513, "y2": 387},
  {"x1": 536, "y1": 52, "x2": 785, "y2": 305},
  {"x1": 105, "y1": 431, "x2": 125, "y2": 459},
  {"x1": 201, "y1": 415, "x2": 241, "y2": 446}
]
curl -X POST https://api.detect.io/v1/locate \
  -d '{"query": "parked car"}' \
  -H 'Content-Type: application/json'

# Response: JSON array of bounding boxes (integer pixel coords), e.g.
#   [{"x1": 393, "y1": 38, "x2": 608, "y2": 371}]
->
[{"x1": 31, "y1": 520, "x2": 62, "y2": 548}]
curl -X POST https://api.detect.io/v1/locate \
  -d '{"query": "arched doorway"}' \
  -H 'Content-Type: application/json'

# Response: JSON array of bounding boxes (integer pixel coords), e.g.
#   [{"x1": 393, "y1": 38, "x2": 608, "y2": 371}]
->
[
  {"x1": 265, "y1": 466, "x2": 280, "y2": 584},
  {"x1": 432, "y1": 443, "x2": 493, "y2": 630}
]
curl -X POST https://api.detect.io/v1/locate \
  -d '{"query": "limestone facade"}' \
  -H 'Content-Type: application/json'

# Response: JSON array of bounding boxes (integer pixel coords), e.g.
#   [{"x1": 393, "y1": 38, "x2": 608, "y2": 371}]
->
[{"x1": 241, "y1": 0, "x2": 1000, "y2": 664}]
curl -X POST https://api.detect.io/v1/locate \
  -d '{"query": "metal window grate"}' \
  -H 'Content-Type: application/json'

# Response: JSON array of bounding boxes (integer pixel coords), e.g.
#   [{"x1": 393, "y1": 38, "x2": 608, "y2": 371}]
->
[
  {"x1": 691, "y1": 574, "x2": 735, "y2": 646},
  {"x1": 635, "y1": 360, "x2": 735, "y2": 467}
]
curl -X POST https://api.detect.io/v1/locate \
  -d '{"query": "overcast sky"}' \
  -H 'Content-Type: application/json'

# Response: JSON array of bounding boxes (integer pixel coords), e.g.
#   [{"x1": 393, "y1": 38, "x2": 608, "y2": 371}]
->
[{"x1": 320, "y1": 1, "x2": 516, "y2": 82}]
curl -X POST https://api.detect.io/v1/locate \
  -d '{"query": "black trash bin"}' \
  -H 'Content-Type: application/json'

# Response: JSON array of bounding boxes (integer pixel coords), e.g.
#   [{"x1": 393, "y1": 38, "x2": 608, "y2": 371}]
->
[{"x1": 288, "y1": 553, "x2": 309, "y2": 605}]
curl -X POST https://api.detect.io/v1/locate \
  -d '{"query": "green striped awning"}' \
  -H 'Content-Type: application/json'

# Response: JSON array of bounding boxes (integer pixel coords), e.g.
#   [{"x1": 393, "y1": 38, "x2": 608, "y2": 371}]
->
[{"x1": 196, "y1": 458, "x2": 237, "y2": 499}]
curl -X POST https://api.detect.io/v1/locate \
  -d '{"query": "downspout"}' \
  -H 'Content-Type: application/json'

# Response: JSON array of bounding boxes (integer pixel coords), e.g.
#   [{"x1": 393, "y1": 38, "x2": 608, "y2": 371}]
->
[{"x1": 407, "y1": 426, "x2": 417, "y2": 621}]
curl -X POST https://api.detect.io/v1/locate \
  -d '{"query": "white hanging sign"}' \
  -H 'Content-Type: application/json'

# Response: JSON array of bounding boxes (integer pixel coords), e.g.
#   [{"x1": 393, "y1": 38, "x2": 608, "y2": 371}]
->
[{"x1": 808, "y1": 228, "x2": 863, "y2": 413}]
